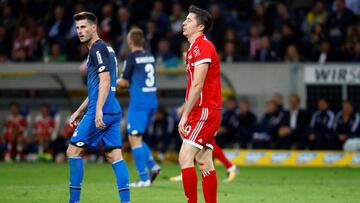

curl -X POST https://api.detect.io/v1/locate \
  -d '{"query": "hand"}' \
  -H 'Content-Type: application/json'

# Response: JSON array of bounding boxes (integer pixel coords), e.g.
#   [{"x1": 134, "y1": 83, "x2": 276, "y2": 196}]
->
[
  {"x1": 218, "y1": 126, "x2": 227, "y2": 135},
  {"x1": 309, "y1": 133, "x2": 316, "y2": 141},
  {"x1": 95, "y1": 109, "x2": 106, "y2": 130},
  {"x1": 69, "y1": 110, "x2": 84, "y2": 127},
  {"x1": 178, "y1": 115, "x2": 188, "y2": 137},
  {"x1": 278, "y1": 127, "x2": 291, "y2": 137},
  {"x1": 339, "y1": 134, "x2": 347, "y2": 142}
]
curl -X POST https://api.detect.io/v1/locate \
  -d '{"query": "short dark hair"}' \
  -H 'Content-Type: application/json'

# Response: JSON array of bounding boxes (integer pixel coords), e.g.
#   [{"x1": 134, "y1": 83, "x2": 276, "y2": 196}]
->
[
  {"x1": 73, "y1": 11, "x2": 97, "y2": 25},
  {"x1": 189, "y1": 5, "x2": 213, "y2": 33},
  {"x1": 290, "y1": 94, "x2": 300, "y2": 103},
  {"x1": 9, "y1": 101, "x2": 19, "y2": 108},
  {"x1": 128, "y1": 28, "x2": 145, "y2": 46}
]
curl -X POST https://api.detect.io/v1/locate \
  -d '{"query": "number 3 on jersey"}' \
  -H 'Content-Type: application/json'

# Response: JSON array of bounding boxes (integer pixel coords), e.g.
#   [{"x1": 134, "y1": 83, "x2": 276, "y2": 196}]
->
[{"x1": 145, "y1": 63, "x2": 155, "y2": 87}]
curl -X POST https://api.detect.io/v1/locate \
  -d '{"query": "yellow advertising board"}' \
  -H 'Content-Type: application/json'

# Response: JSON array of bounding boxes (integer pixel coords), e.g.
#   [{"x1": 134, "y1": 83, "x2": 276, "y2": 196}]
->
[{"x1": 220, "y1": 150, "x2": 360, "y2": 167}]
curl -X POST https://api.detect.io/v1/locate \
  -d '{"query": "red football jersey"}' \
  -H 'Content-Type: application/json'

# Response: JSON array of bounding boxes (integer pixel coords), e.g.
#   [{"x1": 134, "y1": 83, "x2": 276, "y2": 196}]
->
[
  {"x1": 185, "y1": 34, "x2": 222, "y2": 110},
  {"x1": 32, "y1": 115, "x2": 55, "y2": 140},
  {"x1": 2, "y1": 114, "x2": 27, "y2": 141}
]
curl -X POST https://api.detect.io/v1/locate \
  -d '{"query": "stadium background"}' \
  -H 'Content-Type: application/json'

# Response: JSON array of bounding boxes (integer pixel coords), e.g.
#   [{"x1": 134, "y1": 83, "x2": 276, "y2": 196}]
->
[{"x1": 0, "y1": 0, "x2": 360, "y2": 202}]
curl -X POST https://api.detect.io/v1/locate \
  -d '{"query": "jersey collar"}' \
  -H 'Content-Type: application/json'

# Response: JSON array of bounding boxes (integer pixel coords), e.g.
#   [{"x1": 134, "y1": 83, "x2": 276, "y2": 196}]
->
[{"x1": 189, "y1": 34, "x2": 205, "y2": 51}]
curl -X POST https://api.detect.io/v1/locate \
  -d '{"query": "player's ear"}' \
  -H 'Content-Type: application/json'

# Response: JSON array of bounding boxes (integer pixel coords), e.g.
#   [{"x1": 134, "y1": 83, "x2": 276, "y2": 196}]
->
[
  {"x1": 92, "y1": 24, "x2": 97, "y2": 33},
  {"x1": 198, "y1": 24, "x2": 205, "y2": 33}
]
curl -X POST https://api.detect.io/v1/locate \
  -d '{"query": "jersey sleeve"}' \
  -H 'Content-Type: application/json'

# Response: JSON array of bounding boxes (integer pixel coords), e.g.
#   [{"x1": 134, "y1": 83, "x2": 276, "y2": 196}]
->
[
  {"x1": 90, "y1": 44, "x2": 110, "y2": 74},
  {"x1": 193, "y1": 41, "x2": 212, "y2": 67},
  {"x1": 121, "y1": 54, "x2": 134, "y2": 80}
]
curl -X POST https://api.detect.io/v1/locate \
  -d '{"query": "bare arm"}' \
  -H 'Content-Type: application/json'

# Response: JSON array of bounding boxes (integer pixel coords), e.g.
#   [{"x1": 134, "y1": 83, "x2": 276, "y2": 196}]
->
[
  {"x1": 178, "y1": 63, "x2": 209, "y2": 135},
  {"x1": 77, "y1": 97, "x2": 89, "y2": 113},
  {"x1": 95, "y1": 72, "x2": 110, "y2": 129},
  {"x1": 177, "y1": 102, "x2": 185, "y2": 118},
  {"x1": 69, "y1": 97, "x2": 88, "y2": 127},
  {"x1": 183, "y1": 63, "x2": 208, "y2": 117},
  {"x1": 97, "y1": 72, "x2": 110, "y2": 111}
]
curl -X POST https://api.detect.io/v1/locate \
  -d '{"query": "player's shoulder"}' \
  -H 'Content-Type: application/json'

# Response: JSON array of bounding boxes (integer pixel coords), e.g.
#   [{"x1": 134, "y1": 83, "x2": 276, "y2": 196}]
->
[
  {"x1": 141, "y1": 50, "x2": 154, "y2": 57},
  {"x1": 198, "y1": 36, "x2": 215, "y2": 49},
  {"x1": 124, "y1": 52, "x2": 136, "y2": 62},
  {"x1": 90, "y1": 39, "x2": 109, "y2": 54}
]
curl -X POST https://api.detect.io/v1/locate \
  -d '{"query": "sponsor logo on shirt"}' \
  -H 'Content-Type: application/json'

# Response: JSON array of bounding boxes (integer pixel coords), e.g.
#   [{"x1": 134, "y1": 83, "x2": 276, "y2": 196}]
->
[{"x1": 98, "y1": 65, "x2": 105, "y2": 72}]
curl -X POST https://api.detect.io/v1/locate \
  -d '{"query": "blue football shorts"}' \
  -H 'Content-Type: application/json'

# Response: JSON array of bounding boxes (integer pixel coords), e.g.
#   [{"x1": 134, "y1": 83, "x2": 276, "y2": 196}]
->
[
  {"x1": 70, "y1": 113, "x2": 122, "y2": 149},
  {"x1": 127, "y1": 108, "x2": 156, "y2": 136}
]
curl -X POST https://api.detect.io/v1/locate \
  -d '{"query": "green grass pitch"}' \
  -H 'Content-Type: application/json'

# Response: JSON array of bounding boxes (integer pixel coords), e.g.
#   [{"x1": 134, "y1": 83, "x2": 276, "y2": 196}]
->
[{"x1": 0, "y1": 163, "x2": 359, "y2": 203}]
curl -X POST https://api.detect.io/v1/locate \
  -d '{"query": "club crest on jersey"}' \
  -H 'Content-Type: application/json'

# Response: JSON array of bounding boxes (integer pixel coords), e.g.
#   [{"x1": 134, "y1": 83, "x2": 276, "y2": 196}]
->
[
  {"x1": 193, "y1": 45, "x2": 200, "y2": 57},
  {"x1": 188, "y1": 54, "x2": 192, "y2": 60}
]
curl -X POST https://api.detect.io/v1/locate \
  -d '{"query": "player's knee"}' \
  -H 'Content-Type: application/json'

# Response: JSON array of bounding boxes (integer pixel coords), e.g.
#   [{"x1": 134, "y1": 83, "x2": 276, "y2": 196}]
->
[
  {"x1": 195, "y1": 155, "x2": 212, "y2": 172},
  {"x1": 178, "y1": 151, "x2": 193, "y2": 167},
  {"x1": 129, "y1": 135, "x2": 142, "y2": 147},
  {"x1": 105, "y1": 148, "x2": 123, "y2": 163},
  {"x1": 66, "y1": 145, "x2": 82, "y2": 157},
  {"x1": 105, "y1": 152, "x2": 114, "y2": 162}
]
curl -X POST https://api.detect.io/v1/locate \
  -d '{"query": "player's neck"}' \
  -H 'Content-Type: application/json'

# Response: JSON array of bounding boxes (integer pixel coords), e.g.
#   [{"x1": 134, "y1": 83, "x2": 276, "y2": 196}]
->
[
  {"x1": 87, "y1": 34, "x2": 100, "y2": 49},
  {"x1": 187, "y1": 32, "x2": 203, "y2": 44},
  {"x1": 131, "y1": 46, "x2": 144, "y2": 52}
]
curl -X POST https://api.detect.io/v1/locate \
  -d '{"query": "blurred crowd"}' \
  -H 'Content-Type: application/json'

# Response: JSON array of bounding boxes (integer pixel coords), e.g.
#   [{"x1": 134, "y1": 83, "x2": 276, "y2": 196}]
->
[
  {"x1": 217, "y1": 94, "x2": 360, "y2": 151},
  {"x1": 0, "y1": 0, "x2": 360, "y2": 65},
  {"x1": 2, "y1": 93, "x2": 360, "y2": 162},
  {"x1": 0, "y1": 102, "x2": 181, "y2": 163}
]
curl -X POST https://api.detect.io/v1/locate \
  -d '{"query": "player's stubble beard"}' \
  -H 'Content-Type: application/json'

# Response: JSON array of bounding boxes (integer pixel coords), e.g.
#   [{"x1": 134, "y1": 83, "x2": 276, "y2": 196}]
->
[{"x1": 81, "y1": 32, "x2": 93, "y2": 47}]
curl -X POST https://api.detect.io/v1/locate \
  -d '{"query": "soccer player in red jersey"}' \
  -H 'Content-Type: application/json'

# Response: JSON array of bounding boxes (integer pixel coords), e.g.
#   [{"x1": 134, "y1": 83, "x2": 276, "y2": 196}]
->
[
  {"x1": 2, "y1": 102, "x2": 27, "y2": 161},
  {"x1": 178, "y1": 5, "x2": 221, "y2": 203}
]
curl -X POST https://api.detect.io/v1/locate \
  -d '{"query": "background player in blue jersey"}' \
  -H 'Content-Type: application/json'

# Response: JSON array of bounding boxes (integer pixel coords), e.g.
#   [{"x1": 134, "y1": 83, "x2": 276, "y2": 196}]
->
[
  {"x1": 117, "y1": 28, "x2": 160, "y2": 187},
  {"x1": 66, "y1": 12, "x2": 130, "y2": 203}
]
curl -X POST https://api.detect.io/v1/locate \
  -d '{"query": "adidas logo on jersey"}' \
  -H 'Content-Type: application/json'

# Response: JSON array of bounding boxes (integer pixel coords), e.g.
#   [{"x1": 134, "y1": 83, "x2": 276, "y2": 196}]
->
[{"x1": 197, "y1": 138, "x2": 203, "y2": 143}]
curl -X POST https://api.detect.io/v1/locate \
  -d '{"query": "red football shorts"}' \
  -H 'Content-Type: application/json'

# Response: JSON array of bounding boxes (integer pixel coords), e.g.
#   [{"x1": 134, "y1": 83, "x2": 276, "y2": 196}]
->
[{"x1": 183, "y1": 107, "x2": 221, "y2": 150}]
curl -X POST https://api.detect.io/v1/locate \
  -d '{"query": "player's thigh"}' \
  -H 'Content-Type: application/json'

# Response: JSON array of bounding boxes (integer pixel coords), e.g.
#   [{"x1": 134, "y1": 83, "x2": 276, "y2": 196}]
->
[
  {"x1": 195, "y1": 145, "x2": 214, "y2": 171},
  {"x1": 183, "y1": 108, "x2": 221, "y2": 149},
  {"x1": 179, "y1": 142, "x2": 200, "y2": 168},
  {"x1": 127, "y1": 109, "x2": 154, "y2": 135},
  {"x1": 70, "y1": 114, "x2": 100, "y2": 148},
  {"x1": 102, "y1": 114, "x2": 123, "y2": 150}
]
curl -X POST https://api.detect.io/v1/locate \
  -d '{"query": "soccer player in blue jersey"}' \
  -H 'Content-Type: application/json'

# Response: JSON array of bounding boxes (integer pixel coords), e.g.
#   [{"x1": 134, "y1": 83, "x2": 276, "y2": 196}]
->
[
  {"x1": 66, "y1": 12, "x2": 130, "y2": 203},
  {"x1": 117, "y1": 28, "x2": 160, "y2": 187}
]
